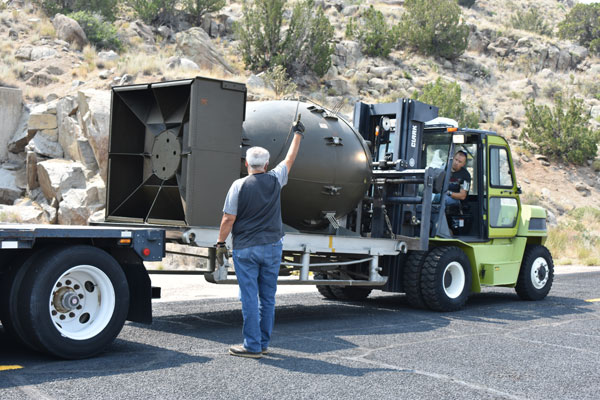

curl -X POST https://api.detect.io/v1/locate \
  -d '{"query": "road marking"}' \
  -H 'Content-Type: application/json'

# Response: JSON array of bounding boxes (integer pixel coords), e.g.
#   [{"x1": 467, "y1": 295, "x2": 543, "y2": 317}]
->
[
  {"x1": 585, "y1": 298, "x2": 600, "y2": 303},
  {"x1": 0, "y1": 365, "x2": 23, "y2": 371}
]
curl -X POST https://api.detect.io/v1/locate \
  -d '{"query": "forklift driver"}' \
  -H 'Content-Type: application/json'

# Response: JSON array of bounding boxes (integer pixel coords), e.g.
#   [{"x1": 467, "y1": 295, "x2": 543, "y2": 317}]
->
[{"x1": 445, "y1": 150, "x2": 471, "y2": 207}]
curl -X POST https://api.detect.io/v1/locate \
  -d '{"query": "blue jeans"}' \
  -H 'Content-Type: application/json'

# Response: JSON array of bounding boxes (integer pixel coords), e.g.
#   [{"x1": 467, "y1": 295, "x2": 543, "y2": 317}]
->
[
  {"x1": 433, "y1": 193, "x2": 461, "y2": 207},
  {"x1": 232, "y1": 239, "x2": 283, "y2": 353}
]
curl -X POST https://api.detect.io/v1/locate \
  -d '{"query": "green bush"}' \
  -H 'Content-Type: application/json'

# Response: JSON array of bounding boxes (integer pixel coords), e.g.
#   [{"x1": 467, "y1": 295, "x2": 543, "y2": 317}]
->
[
  {"x1": 413, "y1": 78, "x2": 480, "y2": 128},
  {"x1": 235, "y1": 0, "x2": 334, "y2": 77},
  {"x1": 347, "y1": 6, "x2": 400, "y2": 58},
  {"x1": 558, "y1": 3, "x2": 600, "y2": 54},
  {"x1": 262, "y1": 65, "x2": 297, "y2": 98},
  {"x1": 458, "y1": 0, "x2": 476, "y2": 7},
  {"x1": 522, "y1": 94, "x2": 600, "y2": 165},
  {"x1": 398, "y1": 0, "x2": 469, "y2": 59},
  {"x1": 69, "y1": 11, "x2": 123, "y2": 51},
  {"x1": 510, "y1": 8, "x2": 552, "y2": 36},
  {"x1": 127, "y1": 0, "x2": 177, "y2": 24},
  {"x1": 183, "y1": 0, "x2": 226, "y2": 25},
  {"x1": 35, "y1": 0, "x2": 118, "y2": 21}
]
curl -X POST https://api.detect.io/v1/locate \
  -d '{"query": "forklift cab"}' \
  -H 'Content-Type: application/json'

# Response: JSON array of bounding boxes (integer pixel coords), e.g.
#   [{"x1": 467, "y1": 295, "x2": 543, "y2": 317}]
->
[{"x1": 422, "y1": 125, "x2": 520, "y2": 241}]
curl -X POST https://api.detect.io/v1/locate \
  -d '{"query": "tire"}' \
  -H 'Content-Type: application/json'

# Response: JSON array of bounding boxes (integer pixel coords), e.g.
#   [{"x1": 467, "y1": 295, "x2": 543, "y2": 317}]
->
[
  {"x1": 515, "y1": 245, "x2": 554, "y2": 301},
  {"x1": 0, "y1": 251, "x2": 46, "y2": 351},
  {"x1": 315, "y1": 274, "x2": 337, "y2": 299},
  {"x1": 314, "y1": 274, "x2": 372, "y2": 300},
  {"x1": 17, "y1": 245, "x2": 130, "y2": 359},
  {"x1": 329, "y1": 286, "x2": 372, "y2": 301},
  {"x1": 420, "y1": 246, "x2": 472, "y2": 311},
  {"x1": 403, "y1": 251, "x2": 427, "y2": 309}
]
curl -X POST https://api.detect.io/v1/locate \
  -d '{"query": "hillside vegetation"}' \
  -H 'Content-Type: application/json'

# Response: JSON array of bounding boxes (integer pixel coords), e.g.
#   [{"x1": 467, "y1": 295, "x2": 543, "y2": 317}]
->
[{"x1": 1, "y1": 0, "x2": 600, "y2": 264}]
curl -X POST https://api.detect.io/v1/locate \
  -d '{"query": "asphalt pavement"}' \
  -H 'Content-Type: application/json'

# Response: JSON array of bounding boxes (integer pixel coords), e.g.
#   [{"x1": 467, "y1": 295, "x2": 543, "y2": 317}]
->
[{"x1": 1, "y1": 266, "x2": 599, "y2": 400}]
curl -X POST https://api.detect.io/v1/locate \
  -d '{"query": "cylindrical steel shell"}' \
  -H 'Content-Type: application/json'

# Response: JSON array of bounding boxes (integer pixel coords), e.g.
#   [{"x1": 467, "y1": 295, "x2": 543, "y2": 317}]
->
[{"x1": 242, "y1": 101, "x2": 372, "y2": 230}]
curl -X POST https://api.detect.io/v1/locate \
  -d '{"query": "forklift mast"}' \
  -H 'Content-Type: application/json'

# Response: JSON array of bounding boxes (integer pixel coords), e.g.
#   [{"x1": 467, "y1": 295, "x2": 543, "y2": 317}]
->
[{"x1": 353, "y1": 99, "x2": 442, "y2": 246}]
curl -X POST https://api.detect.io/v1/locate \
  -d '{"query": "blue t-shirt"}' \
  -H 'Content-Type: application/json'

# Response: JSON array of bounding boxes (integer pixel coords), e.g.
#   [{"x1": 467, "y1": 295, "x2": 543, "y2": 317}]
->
[{"x1": 223, "y1": 163, "x2": 288, "y2": 249}]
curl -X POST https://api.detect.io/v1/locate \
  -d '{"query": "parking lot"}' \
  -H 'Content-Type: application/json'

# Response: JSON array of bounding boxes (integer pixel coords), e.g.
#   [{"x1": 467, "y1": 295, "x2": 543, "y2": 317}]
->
[{"x1": 1, "y1": 266, "x2": 599, "y2": 400}]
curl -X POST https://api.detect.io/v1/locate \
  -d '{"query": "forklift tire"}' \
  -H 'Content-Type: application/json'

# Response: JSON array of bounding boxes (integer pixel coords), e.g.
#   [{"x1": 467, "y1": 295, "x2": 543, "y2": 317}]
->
[
  {"x1": 315, "y1": 274, "x2": 337, "y2": 299},
  {"x1": 17, "y1": 245, "x2": 130, "y2": 359},
  {"x1": 329, "y1": 286, "x2": 372, "y2": 301},
  {"x1": 420, "y1": 246, "x2": 472, "y2": 311},
  {"x1": 515, "y1": 245, "x2": 554, "y2": 301},
  {"x1": 403, "y1": 251, "x2": 427, "y2": 309}
]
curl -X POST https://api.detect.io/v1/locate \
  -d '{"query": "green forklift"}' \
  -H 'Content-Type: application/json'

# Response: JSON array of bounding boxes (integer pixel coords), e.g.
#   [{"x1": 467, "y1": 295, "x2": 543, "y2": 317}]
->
[{"x1": 315, "y1": 99, "x2": 554, "y2": 311}]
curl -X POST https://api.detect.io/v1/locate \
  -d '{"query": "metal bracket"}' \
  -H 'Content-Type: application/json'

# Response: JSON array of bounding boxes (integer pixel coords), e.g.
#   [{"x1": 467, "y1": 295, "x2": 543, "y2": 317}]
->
[
  {"x1": 325, "y1": 136, "x2": 343, "y2": 146},
  {"x1": 322, "y1": 185, "x2": 342, "y2": 196}
]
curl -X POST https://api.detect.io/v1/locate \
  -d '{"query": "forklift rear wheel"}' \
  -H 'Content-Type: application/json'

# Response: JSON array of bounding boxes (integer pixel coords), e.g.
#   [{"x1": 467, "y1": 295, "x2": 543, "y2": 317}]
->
[
  {"x1": 403, "y1": 251, "x2": 427, "y2": 309},
  {"x1": 329, "y1": 286, "x2": 372, "y2": 301},
  {"x1": 420, "y1": 246, "x2": 472, "y2": 311},
  {"x1": 17, "y1": 245, "x2": 130, "y2": 359},
  {"x1": 315, "y1": 274, "x2": 337, "y2": 299},
  {"x1": 515, "y1": 245, "x2": 554, "y2": 301}
]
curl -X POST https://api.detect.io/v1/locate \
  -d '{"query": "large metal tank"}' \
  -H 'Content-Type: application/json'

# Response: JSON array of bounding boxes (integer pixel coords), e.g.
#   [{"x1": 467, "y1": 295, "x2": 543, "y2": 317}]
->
[{"x1": 243, "y1": 101, "x2": 372, "y2": 230}]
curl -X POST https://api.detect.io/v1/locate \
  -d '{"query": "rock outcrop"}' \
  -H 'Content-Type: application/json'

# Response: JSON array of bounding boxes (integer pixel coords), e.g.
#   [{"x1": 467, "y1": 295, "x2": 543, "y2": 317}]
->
[{"x1": 53, "y1": 13, "x2": 88, "y2": 49}]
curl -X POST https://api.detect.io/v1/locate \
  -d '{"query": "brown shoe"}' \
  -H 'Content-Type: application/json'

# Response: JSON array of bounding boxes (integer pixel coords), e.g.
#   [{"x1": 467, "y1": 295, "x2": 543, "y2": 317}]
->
[
  {"x1": 229, "y1": 345, "x2": 262, "y2": 359},
  {"x1": 262, "y1": 348, "x2": 268, "y2": 355}
]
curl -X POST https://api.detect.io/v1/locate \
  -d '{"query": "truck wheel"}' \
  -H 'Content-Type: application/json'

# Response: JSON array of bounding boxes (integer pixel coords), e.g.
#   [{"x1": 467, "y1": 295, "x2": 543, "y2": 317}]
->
[
  {"x1": 515, "y1": 245, "x2": 554, "y2": 301},
  {"x1": 17, "y1": 245, "x2": 130, "y2": 359},
  {"x1": 329, "y1": 286, "x2": 372, "y2": 301},
  {"x1": 420, "y1": 246, "x2": 472, "y2": 311},
  {"x1": 0, "y1": 251, "x2": 45, "y2": 351},
  {"x1": 315, "y1": 274, "x2": 337, "y2": 299},
  {"x1": 403, "y1": 251, "x2": 427, "y2": 309}
]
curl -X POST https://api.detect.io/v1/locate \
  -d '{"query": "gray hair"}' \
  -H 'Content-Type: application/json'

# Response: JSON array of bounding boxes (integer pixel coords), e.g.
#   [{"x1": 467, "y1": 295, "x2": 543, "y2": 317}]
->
[{"x1": 246, "y1": 146, "x2": 270, "y2": 170}]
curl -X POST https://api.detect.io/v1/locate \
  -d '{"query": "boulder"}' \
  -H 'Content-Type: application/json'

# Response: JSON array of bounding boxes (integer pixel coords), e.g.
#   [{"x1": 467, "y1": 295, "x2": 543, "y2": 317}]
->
[
  {"x1": 98, "y1": 50, "x2": 119, "y2": 62},
  {"x1": 247, "y1": 74, "x2": 266, "y2": 90},
  {"x1": 0, "y1": 87, "x2": 24, "y2": 162},
  {"x1": 0, "y1": 204, "x2": 48, "y2": 224},
  {"x1": 14, "y1": 46, "x2": 33, "y2": 60},
  {"x1": 28, "y1": 103, "x2": 58, "y2": 131},
  {"x1": 77, "y1": 89, "x2": 111, "y2": 182},
  {"x1": 26, "y1": 151, "x2": 38, "y2": 191},
  {"x1": 131, "y1": 20, "x2": 156, "y2": 44},
  {"x1": 333, "y1": 41, "x2": 362, "y2": 69},
  {"x1": 53, "y1": 13, "x2": 88, "y2": 49},
  {"x1": 369, "y1": 66, "x2": 394, "y2": 79},
  {"x1": 45, "y1": 66, "x2": 65, "y2": 76},
  {"x1": 30, "y1": 46, "x2": 57, "y2": 61},
  {"x1": 166, "y1": 56, "x2": 200, "y2": 70},
  {"x1": 326, "y1": 79, "x2": 350, "y2": 95},
  {"x1": 28, "y1": 73, "x2": 54, "y2": 87},
  {"x1": 157, "y1": 25, "x2": 174, "y2": 41},
  {"x1": 37, "y1": 159, "x2": 87, "y2": 203},
  {"x1": 488, "y1": 37, "x2": 513, "y2": 57},
  {"x1": 58, "y1": 188, "x2": 104, "y2": 225},
  {"x1": 8, "y1": 105, "x2": 33, "y2": 154},
  {"x1": 368, "y1": 78, "x2": 387, "y2": 91},
  {"x1": 0, "y1": 168, "x2": 23, "y2": 205},
  {"x1": 175, "y1": 28, "x2": 234, "y2": 74},
  {"x1": 27, "y1": 133, "x2": 64, "y2": 159}
]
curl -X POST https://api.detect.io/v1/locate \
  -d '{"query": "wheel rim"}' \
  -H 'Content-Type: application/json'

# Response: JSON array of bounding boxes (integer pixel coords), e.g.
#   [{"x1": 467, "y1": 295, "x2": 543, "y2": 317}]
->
[
  {"x1": 443, "y1": 261, "x2": 465, "y2": 299},
  {"x1": 530, "y1": 257, "x2": 549, "y2": 289},
  {"x1": 48, "y1": 265, "x2": 115, "y2": 341}
]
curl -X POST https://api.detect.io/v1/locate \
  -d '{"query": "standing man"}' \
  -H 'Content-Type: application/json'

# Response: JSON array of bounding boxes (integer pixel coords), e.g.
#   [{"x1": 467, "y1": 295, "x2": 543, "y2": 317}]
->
[
  {"x1": 445, "y1": 150, "x2": 471, "y2": 207},
  {"x1": 216, "y1": 115, "x2": 305, "y2": 358}
]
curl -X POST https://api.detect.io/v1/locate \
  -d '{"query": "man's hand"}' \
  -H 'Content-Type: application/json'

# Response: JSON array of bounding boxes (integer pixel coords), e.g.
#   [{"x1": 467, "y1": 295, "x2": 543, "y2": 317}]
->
[
  {"x1": 292, "y1": 114, "x2": 305, "y2": 136},
  {"x1": 215, "y1": 243, "x2": 229, "y2": 267}
]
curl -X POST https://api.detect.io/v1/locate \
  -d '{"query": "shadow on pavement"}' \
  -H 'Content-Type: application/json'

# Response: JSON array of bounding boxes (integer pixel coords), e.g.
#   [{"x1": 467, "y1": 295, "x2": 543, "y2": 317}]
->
[
  {"x1": 259, "y1": 351, "x2": 396, "y2": 376},
  {"x1": 138, "y1": 290, "x2": 595, "y2": 355},
  {"x1": 0, "y1": 326, "x2": 210, "y2": 390}
]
